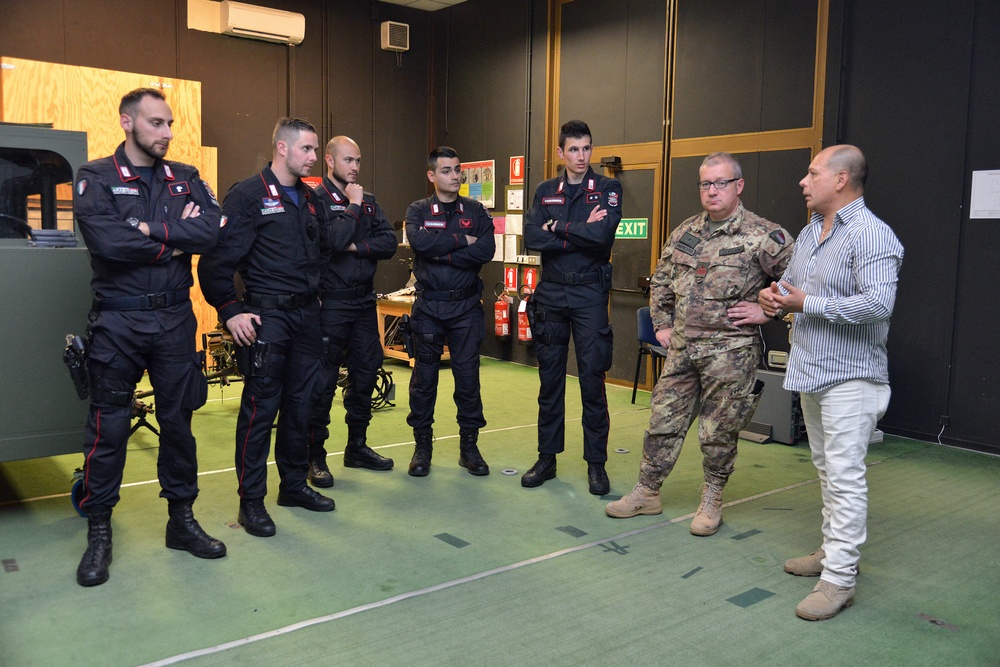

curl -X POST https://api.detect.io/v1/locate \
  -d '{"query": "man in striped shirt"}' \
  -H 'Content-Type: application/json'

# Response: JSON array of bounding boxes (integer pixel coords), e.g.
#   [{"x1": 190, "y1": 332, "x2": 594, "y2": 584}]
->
[{"x1": 759, "y1": 144, "x2": 904, "y2": 621}]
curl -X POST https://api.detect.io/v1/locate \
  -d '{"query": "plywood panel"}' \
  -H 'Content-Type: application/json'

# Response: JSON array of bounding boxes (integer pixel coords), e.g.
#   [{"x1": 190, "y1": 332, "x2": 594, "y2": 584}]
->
[{"x1": 1, "y1": 56, "x2": 220, "y2": 349}]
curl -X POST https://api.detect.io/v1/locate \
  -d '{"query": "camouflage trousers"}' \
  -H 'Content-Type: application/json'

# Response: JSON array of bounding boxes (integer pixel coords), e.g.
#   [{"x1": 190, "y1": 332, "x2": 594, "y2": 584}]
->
[{"x1": 638, "y1": 342, "x2": 763, "y2": 490}]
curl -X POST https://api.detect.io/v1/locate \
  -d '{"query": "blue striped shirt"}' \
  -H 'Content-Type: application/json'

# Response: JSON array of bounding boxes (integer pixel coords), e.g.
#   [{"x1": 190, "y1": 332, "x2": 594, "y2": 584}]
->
[{"x1": 782, "y1": 196, "x2": 904, "y2": 393}]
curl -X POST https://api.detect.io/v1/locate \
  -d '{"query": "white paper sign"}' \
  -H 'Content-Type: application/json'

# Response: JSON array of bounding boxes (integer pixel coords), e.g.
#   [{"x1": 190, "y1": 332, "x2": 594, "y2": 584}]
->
[{"x1": 970, "y1": 170, "x2": 1000, "y2": 219}]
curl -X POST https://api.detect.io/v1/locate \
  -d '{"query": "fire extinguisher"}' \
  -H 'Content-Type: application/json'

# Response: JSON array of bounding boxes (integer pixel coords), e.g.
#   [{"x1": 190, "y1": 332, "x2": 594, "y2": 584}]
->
[
  {"x1": 493, "y1": 282, "x2": 511, "y2": 339},
  {"x1": 517, "y1": 284, "x2": 533, "y2": 345}
]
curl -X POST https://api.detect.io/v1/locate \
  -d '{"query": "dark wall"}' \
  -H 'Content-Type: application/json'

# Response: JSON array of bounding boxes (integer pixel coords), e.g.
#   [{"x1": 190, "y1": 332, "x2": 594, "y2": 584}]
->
[
  {"x1": 833, "y1": 0, "x2": 997, "y2": 452},
  {"x1": 2, "y1": 0, "x2": 997, "y2": 450}
]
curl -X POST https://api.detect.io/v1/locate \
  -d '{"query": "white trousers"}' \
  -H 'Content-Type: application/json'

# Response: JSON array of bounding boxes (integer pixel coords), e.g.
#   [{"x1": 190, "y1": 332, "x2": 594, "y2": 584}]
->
[{"x1": 800, "y1": 379, "x2": 890, "y2": 588}]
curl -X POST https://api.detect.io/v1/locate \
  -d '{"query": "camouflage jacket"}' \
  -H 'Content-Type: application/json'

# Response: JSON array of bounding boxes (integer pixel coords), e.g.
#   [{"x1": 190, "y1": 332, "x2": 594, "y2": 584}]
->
[{"x1": 651, "y1": 204, "x2": 793, "y2": 356}]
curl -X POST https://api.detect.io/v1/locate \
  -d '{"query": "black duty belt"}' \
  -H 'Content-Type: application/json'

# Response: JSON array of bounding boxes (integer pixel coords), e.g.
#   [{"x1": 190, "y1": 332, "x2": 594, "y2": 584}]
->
[
  {"x1": 416, "y1": 285, "x2": 480, "y2": 301},
  {"x1": 542, "y1": 270, "x2": 601, "y2": 285},
  {"x1": 322, "y1": 282, "x2": 374, "y2": 300},
  {"x1": 93, "y1": 289, "x2": 189, "y2": 312},
  {"x1": 245, "y1": 292, "x2": 316, "y2": 310}
]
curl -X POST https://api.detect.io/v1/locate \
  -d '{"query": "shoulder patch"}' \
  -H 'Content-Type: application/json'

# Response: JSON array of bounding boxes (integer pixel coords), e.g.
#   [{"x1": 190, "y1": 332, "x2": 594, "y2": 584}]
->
[
  {"x1": 606, "y1": 190, "x2": 620, "y2": 207},
  {"x1": 769, "y1": 229, "x2": 787, "y2": 245}
]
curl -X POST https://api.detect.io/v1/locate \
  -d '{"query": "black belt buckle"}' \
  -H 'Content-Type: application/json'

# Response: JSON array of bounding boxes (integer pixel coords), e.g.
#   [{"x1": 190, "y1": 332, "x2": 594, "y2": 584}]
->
[
  {"x1": 143, "y1": 292, "x2": 168, "y2": 310},
  {"x1": 449, "y1": 288, "x2": 463, "y2": 300}
]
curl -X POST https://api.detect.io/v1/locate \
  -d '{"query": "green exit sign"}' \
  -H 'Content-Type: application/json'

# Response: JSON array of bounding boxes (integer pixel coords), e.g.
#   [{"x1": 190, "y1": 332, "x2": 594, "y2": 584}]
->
[{"x1": 616, "y1": 218, "x2": 648, "y2": 239}]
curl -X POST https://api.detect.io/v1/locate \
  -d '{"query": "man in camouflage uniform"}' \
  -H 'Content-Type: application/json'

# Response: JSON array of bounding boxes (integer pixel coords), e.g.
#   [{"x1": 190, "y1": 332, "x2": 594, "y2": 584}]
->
[{"x1": 605, "y1": 152, "x2": 793, "y2": 535}]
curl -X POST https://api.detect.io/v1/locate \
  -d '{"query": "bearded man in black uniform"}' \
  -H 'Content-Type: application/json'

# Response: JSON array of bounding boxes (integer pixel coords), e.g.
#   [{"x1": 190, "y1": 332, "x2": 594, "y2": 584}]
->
[
  {"x1": 521, "y1": 120, "x2": 622, "y2": 496},
  {"x1": 199, "y1": 118, "x2": 337, "y2": 538},
  {"x1": 306, "y1": 136, "x2": 398, "y2": 487},
  {"x1": 403, "y1": 147, "x2": 495, "y2": 477},
  {"x1": 72, "y1": 87, "x2": 225, "y2": 587}
]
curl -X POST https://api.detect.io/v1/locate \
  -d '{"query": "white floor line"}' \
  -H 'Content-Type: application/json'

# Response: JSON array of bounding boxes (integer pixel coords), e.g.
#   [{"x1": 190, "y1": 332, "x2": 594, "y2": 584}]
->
[
  {"x1": 140, "y1": 475, "x2": 821, "y2": 667},
  {"x1": 1, "y1": 407, "x2": 651, "y2": 507}
]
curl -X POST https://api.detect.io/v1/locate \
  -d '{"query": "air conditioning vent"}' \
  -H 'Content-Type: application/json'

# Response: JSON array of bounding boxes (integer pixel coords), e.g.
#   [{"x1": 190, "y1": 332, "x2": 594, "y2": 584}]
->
[{"x1": 381, "y1": 21, "x2": 409, "y2": 53}]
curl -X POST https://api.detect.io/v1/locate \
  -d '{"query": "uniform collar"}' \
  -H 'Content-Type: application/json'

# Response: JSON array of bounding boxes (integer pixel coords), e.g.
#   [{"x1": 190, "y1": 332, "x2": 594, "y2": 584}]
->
[
  {"x1": 556, "y1": 166, "x2": 598, "y2": 195},
  {"x1": 701, "y1": 202, "x2": 746, "y2": 235},
  {"x1": 259, "y1": 163, "x2": 311, "y2": 205},
  {"x1": 321, "y1": 175, "x2": 347, "y2": 204},
  {"x1": 112, "y1": 142, "x2": 174, "y2": 183},
  {"x1": 430, "y1": 193, "x2": 464, "y2": 217}
]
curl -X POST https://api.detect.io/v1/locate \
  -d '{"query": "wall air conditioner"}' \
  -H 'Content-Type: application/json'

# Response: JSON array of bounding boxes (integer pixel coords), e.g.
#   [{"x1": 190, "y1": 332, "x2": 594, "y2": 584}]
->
[
  {"x1": 381, "y1": 21, "x2": 410, "y2": 53},
  {"x1": 221, "y1": 1, "x2": 305, "y2": 45}
]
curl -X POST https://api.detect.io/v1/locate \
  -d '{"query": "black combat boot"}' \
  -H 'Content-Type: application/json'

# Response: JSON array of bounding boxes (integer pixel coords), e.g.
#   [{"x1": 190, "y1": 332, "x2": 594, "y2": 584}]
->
[
  {"x1": 166, "y1": 500, "x2": 227, "y2": 559},
  {"x1": 408, "y1": 427, "x2": 434, "y2": 477},
  {"x1": 308, "y1": 457, "x2": 334, "y2": 488},
  {"x1": 77, "y1": 510, "x2": 113, "y2": 587},
  {"x1": 238, "y1": 497, "x2": 276, "y2": 537},
  {"x1": 521, "y1": 453, "x2": 557, "y2": 488},
  {"x1": 344, "y1": 424, "x2": 394, "y2": 471},
  {"x1": 587, "y1": 462, "x2": 610, "y2": 496},
  {"x1": 458, "y1": 427, "x2": 490, "y2": 476}
]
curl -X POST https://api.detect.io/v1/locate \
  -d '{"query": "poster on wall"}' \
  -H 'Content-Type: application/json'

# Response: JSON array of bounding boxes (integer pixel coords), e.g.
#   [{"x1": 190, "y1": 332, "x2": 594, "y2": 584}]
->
[{"x1": 460, "y1": 159, "x2": 495, "y2": 209}]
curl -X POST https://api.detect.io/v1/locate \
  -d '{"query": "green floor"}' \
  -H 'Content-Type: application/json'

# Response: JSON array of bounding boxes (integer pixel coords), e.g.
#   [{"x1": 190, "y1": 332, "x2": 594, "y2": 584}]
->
[{"x1": 1, "y1": 358, "x2": 998, "y2": 666}]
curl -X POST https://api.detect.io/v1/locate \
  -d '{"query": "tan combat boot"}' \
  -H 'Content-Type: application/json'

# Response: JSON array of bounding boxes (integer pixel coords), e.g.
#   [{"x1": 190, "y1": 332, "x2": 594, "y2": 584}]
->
[
  {"x1": 605, "y1": 484, "x2": 662, "y2": 518},
  {"x1": 795, "y1": 580, "x2": 855, "y2": 620},
  {"x1": 784, "y1": 549, "x2": 825, "y2": 576},
  {"x1": 689, "y1": 482, "x2": 724, "y2": 536}
]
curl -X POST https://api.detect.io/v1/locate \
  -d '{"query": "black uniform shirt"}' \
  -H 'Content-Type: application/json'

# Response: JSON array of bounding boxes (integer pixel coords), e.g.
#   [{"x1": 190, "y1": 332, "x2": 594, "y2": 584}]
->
[
  {"x1": 198, "y1": 164, "x2": 328, "y2": 323},
  {"x1": 404, "y1": 194, "x2": 496, "y2": 317},
  {"x1": 316, "y1": 176, "x2": 398, "y2": 304},
  {"x1": 523, "y1": 166, "x2": 622, "y2": 306},
  {"x1": 73, "y1": 143, "x2": 221, "y2": 331}
]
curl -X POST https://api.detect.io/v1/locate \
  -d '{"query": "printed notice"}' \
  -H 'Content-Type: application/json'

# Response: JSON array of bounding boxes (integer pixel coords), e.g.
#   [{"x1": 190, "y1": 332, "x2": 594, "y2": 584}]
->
[{"x1": 970, "y1": 170, "x2": 1000, "y2": 219}]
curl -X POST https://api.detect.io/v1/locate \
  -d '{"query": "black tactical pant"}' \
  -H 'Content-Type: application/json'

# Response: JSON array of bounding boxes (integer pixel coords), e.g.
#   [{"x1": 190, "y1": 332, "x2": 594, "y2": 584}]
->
[
  {"x1": 307, "y1": 301, "x2": 382, "y2": 459},
  {"x1": 406, "y1": 302, "x2": 486, "y2": 430},
  {"x1": 80, "y1": 308, "x2": 206, "y2": 514},
  {"x1": 532, "y1": 295, "x2": 613, "y2": 463},
  {"x1": 234, "y1": 301, "x2": 324, "y2": 499}
]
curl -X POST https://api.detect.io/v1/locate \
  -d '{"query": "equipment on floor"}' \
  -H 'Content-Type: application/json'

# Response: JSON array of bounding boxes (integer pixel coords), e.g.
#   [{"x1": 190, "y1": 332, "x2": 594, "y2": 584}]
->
[{"x1": 740, "y1": 369, "x2": 804, "y2": 445}]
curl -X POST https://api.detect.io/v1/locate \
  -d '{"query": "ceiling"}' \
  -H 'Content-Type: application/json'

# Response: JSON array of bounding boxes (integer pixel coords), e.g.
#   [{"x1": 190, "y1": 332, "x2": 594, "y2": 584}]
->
[{"x1": 378, "y1": 0, "x2": 468, "y2": 11}]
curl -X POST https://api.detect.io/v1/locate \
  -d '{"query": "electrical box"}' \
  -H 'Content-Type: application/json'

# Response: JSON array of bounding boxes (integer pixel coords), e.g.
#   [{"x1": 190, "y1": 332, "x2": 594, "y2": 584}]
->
[
  {"x1": 381, "y1": 21, "x2": 410, "y2": 52},
  {"x1": 740, "y1": 369, "x2": 804, "y2": 445}
]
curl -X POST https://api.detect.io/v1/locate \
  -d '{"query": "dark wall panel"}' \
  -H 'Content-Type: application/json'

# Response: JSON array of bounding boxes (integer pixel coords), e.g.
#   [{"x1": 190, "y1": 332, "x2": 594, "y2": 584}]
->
[
  {"x1": 623, "y1": 0, "x2": 667, "y2": 145},
  {"x1": 559, "y1": 0, "x2": 664, "y2": 147},
  {"x1": 673, "y1": 0, "x2": 815, "y2": 139},
  {"x1": 947, "y1": 0, "x2": 1000, "y2": 450},
  {"x1": 760, "y1": 0, "x2": 817, "y2": 131},
  {"x1": 837, "y1": 0, "x2": 974, "y2": 441},
  {"x1": 1, "y1": 0, "x2": 67, "y2": 63},
  {"x1": 559, "y1": 0, "x2": 630, "y2": 146},
  {"x1": 673, "y1": 1, "x2": 763, "y2": 139}
]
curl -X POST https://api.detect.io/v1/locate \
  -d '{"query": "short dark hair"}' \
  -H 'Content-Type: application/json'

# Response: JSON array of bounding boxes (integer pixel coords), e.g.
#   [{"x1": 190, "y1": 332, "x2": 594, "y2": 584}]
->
[
  {"x1": 119, "y1": 88, "x2": 165, "y2": 117},
  {"x1": 273, "y1": 117, "x2": 317, "y2": 148},
  {"x1": 428, "y1": 146, "x2": 460, "y2": 170},
  {"x1": 558, "y1": 120, "x2": 592, "y2": 149}
]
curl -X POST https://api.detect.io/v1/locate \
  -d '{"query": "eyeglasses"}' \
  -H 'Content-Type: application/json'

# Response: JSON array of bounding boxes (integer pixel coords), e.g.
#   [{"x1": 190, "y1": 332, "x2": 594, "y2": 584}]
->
[{"x1": 697, "y1": 178, "x2": 740, "y2": 191}]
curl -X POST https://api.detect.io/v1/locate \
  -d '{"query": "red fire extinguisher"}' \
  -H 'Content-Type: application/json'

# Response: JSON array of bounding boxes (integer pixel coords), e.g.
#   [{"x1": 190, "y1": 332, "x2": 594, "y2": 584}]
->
[
  {"x1": 517, "y1": 284, "x2": 533, "y2": 345},
  {"x1": 494, "y1": 283, "x2": 511, "y2": 339}
]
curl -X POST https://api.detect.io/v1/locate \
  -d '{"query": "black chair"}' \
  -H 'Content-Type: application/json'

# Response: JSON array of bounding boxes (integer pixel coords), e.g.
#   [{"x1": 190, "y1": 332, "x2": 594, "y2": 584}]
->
[{"x1": 632, "y1": 306, "x2": 669, "y2": 404}]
